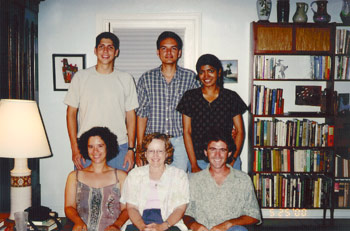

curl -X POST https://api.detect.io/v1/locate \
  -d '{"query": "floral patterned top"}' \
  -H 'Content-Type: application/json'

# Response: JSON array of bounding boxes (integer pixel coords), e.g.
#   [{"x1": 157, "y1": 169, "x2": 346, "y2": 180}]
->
[{"x1": 76, "y1": 171, "x2": 121, "y2": 231}]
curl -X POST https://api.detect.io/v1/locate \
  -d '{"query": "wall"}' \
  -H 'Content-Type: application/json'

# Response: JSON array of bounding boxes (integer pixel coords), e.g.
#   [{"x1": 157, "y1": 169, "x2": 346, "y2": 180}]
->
[{"x1": 38, "y1": 0, "x2": 346, "y2": 218}]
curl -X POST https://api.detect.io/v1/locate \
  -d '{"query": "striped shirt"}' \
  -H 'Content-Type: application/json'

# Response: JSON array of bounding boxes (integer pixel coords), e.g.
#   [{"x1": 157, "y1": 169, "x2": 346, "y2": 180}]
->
[{"x1": 136, "y1": 65, "x2": 200, "y2": 137}]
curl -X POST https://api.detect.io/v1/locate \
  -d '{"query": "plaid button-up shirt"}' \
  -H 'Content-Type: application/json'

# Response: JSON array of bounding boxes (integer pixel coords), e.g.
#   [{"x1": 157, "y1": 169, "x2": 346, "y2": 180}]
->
[{"x1": 136, "y1": 65, "x2": 200, "y2": 137}]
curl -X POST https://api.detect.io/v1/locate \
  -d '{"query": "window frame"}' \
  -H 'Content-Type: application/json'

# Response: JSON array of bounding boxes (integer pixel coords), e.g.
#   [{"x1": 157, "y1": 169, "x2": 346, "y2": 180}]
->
[{"x1": 96, "y1": 13, "x2": 201, "y2": 71}]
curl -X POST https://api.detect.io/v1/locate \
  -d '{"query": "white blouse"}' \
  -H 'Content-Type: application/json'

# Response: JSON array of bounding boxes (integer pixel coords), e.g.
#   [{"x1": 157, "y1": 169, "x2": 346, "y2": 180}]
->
[{"x1": 121, "y1": 164, "x2": 189, "y2": 230}]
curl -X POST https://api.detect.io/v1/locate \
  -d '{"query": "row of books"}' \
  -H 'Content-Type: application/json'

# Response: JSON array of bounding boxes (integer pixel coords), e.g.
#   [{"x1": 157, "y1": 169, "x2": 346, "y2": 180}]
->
[
  {"x1": 310, "y1": 56, "x2": 331, "y2": 80},
  {"x1": 335, "y1": 56, "x2": 350, "y2": 80},
  {"x1": 335, "y1": 154, "x2": 350, "y2": 178},
  {"x1": 334, "y1": 181, "x2": 350, "y2": 208},
  {"x1": 252, "y1": 173, "x2": 330, "y2": 208},
  {"x1": 252, "y1": 85, "x2": 284, "y2": 115},
  {"x1": 253, "y1": 148, "x2": 332, "y2": 173},
  {"x1": 254, "y1": 119, "x2": 334, "y2": 147},
  {"x1": 253, "y1": 55, "x2": 331, "y2": 80},
  {"x1": 336, "y1": 29, "x2": 350, "y2": 55}
]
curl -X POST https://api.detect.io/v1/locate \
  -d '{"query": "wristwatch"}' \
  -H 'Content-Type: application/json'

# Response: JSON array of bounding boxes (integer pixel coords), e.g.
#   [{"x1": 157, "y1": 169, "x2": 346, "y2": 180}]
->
[{"x1": 128, "y1": 147, "x2": 136, "y2": 153}]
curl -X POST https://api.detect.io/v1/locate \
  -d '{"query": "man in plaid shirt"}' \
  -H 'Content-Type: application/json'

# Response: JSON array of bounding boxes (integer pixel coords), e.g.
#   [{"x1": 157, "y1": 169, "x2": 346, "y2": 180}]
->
[{"x1": 136, "y1": 31, "x2": 200, "y2": 171}]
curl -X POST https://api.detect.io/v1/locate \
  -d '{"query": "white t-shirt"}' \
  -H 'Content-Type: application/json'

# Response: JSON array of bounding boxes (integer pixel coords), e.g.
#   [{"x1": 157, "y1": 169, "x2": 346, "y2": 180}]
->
[{"x1": 64, "y1": 66, "x2": 138, "y2": 144}]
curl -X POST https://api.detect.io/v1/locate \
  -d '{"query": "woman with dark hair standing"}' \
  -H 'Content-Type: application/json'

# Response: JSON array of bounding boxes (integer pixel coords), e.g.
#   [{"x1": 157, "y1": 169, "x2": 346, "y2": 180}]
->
[
  {"x1": 177, "y1": 54, "x2": 247, "y2": 173},
  {"x1": 64, "y1": 127, "x2": 128, "y2": 231}
]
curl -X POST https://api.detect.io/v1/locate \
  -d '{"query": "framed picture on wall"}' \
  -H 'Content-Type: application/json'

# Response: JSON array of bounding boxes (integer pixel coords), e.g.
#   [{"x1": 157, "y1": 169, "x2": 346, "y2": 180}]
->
[
  {"x1": 221, "y1": 60, "x2": 238, "y2": 83},
  {"x1": 52, "y1": 54, "x2": 86, "y2": 91}
]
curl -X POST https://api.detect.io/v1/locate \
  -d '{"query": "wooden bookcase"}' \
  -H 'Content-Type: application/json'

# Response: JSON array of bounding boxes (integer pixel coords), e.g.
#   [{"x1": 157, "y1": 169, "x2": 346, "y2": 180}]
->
[
  {"x1": 249, "y1": 22, "x2": 339, "y2": 220},
  {"x1": 333, "y1": 23, "x2": 350, "y2": 212}
]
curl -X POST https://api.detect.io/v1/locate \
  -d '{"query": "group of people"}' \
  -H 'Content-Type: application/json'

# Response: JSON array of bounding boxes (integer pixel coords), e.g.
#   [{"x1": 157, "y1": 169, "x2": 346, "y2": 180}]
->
[{"x1": 63, "y1": 31, "x2": 262, "y2": 231}]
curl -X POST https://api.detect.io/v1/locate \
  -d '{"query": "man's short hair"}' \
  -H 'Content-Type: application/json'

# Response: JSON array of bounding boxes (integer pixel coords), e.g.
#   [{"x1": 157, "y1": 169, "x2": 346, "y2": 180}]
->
[
  {"x1": 196, "y1": 54, "x2": 224, "y2": 88},
  {"x1": 204, "y1": 129, "x2": 236, "y2": 163},
  {"x1": 156, "y1": 31, "x2": 183, "y2": 50},
  {"x1": 95, "y1": 32, "x2": 120, "y2": 49}
]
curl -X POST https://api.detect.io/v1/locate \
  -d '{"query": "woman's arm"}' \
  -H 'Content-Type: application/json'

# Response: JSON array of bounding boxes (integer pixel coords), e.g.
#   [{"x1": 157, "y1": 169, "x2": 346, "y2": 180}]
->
[
  {"x1": 127, "y1": 203, "x2": 146, "y2": 231},
  {"x1": 230, "y1": 114, "x2": 245, "y2": 166},
  {"x1": 64, "y1": 171, "x2": 87, "y2": 231},
  {"x1": 105, "y1": 171, "x2": 130, "y2": 231},
  {"x1": 183, "y1": 114, "x2": 201, "y2": 172}
]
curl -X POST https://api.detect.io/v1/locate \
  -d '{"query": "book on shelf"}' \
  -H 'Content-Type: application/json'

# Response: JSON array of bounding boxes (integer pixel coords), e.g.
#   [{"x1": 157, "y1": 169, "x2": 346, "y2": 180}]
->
[
  {"x1": 253, "y1": 173, "x2": 330, "y2": 208},
  {"x1": 28, "y1": 218, "x2": 61, "y2": 231},
  {"x1": 254, "y1": 119, "x2": 333, "y2": 148},
  {"x1": 0, "y1": 218, "x2": 5, "y2": 229},
  {"x1": 335, "y1": 154, "x2": 350, "y2": 177},
  {"x1": 336, "y1": 28, "x2": 350, "y2": 55},
  {"x1": 29, "y1": 223, "x2": 57, "y2": 231},
  {"x1": 254, "y1": 55, "x2": 331, "y2": 80},
  {"x1": 336, "y1": 56, "x2": 350, "y2": 80}
]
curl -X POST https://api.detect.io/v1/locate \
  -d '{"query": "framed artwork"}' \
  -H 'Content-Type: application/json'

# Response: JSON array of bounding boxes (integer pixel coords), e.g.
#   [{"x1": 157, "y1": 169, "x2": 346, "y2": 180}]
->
[
  {"x1": 221, "y1": 60, "x2": 238, "y2": 83},
  {"x1": 52, "y1": 54, "x2": 86, "y2": 91},
  {"x1": 295, "y1": 85, "x2": 322, "y2": 106}
]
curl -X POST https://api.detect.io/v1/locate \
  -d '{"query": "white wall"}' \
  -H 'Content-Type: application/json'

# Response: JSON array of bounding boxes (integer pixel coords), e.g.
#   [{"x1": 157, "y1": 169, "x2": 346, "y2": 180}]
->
[{"x1": 38, "y1": 0, "x2": 346, "y2": 218}]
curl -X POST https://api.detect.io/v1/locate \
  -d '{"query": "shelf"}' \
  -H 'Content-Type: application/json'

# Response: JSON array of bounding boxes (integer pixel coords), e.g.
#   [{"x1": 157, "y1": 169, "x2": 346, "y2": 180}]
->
[
  {"x1": 334, "y1": 178, "x2": 350, "y2": 181},
  {"x1": 253, "y1": 78, "x2": 331, "y2": 81},
  {"x1": 252, "y1": 112, "x2": 330, "y2": 118},
  {"x1": 253, "y1": 171, "x2": 332, "y2": 175},
  {"x1": 253, "y1": 146, "x2": 333, "y2": 149}
]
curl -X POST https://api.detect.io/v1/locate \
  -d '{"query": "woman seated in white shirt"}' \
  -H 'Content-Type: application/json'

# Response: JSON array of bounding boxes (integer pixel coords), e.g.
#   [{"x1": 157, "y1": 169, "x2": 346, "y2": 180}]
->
[{"x1": 121, "y1": 133, "x2": 189, "y2": 231}]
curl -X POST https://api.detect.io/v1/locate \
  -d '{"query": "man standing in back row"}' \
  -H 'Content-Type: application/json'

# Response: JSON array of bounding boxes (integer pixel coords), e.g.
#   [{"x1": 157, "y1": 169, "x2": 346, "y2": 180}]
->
[
  {"x1": 136, "y1": 31, "x2": 200, "y2": 171},
  {"x1": 64, "y1": 32, "x2": 138, "y2": 171}
]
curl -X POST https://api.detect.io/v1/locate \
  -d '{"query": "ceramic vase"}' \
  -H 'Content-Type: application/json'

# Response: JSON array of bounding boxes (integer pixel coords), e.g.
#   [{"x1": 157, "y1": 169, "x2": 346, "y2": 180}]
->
[
  {"x1": 257, "y1": 0, "x2": 272, "y2": 22},
  {"x1": 293, "y1": 2, "x2": 308, "y2": 23},
  {"x1": 340, "y1": 0, "x2": 350, "y2": 25}
]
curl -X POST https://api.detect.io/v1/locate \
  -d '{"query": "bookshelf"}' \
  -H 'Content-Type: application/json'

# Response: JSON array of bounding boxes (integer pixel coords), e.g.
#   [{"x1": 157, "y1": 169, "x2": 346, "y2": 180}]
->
[
  {"x1": 334, "y1": 23, "x2": 350, "y2": 210},
  {"x1": 249, "y1": 22, "x2": 337, "y2": 220}
]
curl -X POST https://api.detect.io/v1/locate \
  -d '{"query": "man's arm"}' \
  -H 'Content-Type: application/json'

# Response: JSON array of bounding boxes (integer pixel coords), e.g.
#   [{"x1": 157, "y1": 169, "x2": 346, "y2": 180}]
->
[
  {"x1": 124, "y1": 109, "x2": 136, "y2": 171},
  {"x1": 230, "y1": 114, "x2": 244, "y2": 167},
  {"x1": 66, "y1": 106, "x2": 85, "y2": 169},
  {"x1": 183, "y1": 215, "x2": 208, "y2": 231},
  {"x1": 210, "y1": 216, "x2": 259, "y2": 231},
  {"x1": 136, "y1": 116, "x2": 148, "y2": 166},
  {"x1": 183, "y1": 114, "x2": 201, "y2": 173}
]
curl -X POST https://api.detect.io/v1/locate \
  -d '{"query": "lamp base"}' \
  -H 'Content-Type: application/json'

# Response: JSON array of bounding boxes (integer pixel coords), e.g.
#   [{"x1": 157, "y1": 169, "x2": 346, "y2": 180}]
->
[{"x1": 9, "y1": 158, "x2": 32, "y2": 220}]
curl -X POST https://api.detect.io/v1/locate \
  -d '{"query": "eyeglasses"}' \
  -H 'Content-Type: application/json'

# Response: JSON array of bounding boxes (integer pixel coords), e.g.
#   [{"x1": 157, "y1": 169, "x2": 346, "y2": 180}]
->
[
  {"x1": 147, "y1": 150, "x2": 165, "y2": 155},
  {"x1": 208, "y1": 147, "x2": 228, "y2": 153}
]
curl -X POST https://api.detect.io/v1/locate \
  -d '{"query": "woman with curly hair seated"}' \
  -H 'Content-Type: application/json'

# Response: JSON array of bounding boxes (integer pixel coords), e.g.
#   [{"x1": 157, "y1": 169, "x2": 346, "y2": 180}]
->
[
  {"x1": 121, "y1": 133, "x2": 189, "y2": 231},
  {"x1": 64, "y1": 127, "x2": 128, "y2": 231}
]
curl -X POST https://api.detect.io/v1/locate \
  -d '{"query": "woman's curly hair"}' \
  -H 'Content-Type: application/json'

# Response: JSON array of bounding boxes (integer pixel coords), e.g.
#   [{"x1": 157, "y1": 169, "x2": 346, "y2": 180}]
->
[
  {"x1": 78, "y1": 127, "x2": 119, "y2": 161},
  {"x1": 138, "y1": 133, "x2": 174, "y2": 165}
]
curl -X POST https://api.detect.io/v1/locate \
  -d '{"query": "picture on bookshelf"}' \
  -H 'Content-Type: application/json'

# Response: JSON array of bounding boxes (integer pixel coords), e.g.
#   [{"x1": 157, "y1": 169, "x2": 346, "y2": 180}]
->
[
  {"x1": 338, "y1": 93, "x2": 350, "y2": 114},
  {"x1": 295, "y1": 86, "x2": 322, "y2": 106},
  {"x1": 221, "y1": 60, "x2": 238, "y2": 83}
]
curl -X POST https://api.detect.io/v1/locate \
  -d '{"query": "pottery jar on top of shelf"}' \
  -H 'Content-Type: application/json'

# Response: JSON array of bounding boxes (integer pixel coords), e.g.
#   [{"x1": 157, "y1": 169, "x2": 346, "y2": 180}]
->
[{"x1": 293, "y1": 2, "x2": 309, "y2": 23}]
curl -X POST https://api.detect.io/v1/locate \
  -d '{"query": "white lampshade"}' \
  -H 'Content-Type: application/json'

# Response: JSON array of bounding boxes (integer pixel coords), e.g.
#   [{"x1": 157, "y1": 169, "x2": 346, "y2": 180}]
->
[
  {"x1": 0, "y1": 99, "x2": 52, "y2": 219},
  {"x1": 0, "y1": 99, "x2": 51, "y2": 158}
]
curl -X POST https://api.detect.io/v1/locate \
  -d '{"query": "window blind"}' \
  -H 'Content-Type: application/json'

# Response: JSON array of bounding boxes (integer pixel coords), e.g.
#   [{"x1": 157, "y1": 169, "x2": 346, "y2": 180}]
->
[{"x1": 113, "y1": 28, "x2": 185, "y2": 82}]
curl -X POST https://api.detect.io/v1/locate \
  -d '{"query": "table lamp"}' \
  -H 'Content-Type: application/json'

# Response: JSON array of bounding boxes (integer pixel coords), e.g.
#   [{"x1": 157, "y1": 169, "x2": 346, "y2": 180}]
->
[{"x1": 0, "y1": 99, "x2": 51, "y2": 220}]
